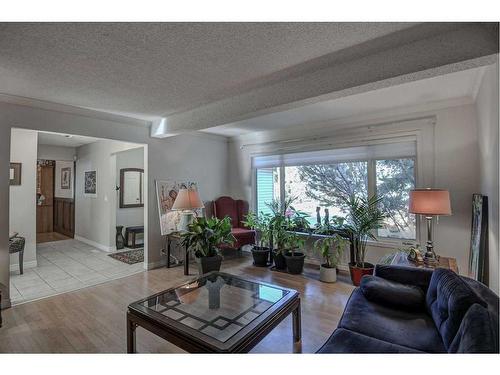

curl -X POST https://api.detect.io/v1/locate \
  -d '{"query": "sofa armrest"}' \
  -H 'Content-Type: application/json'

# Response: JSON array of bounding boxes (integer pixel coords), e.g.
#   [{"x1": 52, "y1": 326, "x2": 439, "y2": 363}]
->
[{"x1": 374, "y1": 264, "x2": 433, "y2": 291}]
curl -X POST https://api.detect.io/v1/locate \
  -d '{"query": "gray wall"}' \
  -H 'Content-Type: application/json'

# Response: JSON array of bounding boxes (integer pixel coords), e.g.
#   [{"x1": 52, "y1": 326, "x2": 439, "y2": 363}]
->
[
  {"x1": 476, "y1": 62, "x2": 499, "y2": 294},
  {"x1": 37, "y1": 144, "x2": 76, "y2": 161},
  {"x1": 228, "y1": 103, "x2": 481, "y2": 276},
  {"x1": 0, "y1": 101, "x2": 228, "y2": 307}
]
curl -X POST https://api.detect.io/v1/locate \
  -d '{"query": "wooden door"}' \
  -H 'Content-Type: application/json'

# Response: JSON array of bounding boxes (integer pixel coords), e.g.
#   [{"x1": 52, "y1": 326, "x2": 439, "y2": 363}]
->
[
  {"x1": 53, "y1": 197, "x2": 75, "y2": 237},
  {"x1": 36, "y1": 164, "x2": 54, "y2": 233}
]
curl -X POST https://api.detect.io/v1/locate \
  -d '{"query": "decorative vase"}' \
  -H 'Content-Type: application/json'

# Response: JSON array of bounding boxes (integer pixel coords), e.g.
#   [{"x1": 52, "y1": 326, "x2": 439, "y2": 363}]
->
[
  {"x1": 206, "y1": 276, "x2": 225, "y2": 309},
  {"x1": 116, "y1": 226, "x2": 125, "y2": 250},
  {"x1": 320, "y1": 264, "x2": 337, "y2": 283}
]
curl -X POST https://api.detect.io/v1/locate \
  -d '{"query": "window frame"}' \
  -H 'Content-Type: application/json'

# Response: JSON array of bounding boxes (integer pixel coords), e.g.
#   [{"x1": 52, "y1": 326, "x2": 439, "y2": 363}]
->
[{"x1": 254, "y1": 153, "x2": 419, "y2": 248}]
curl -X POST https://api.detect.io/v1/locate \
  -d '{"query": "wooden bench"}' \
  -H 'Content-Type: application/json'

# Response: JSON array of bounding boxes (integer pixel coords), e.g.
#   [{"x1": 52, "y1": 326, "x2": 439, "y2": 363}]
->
[{"x1": 125, "y1": 226, "x2": 144, "y2": 249}]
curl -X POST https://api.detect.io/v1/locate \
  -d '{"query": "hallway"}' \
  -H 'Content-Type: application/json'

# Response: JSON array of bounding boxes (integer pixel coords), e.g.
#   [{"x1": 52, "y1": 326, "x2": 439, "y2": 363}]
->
[{"x1": 9, "y1": 239, "x2": 144, "y2": 305}]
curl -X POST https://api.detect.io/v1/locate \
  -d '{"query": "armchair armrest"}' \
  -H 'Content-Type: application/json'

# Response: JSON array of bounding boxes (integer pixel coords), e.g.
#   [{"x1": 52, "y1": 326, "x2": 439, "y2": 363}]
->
[{"x1": 374, "y1": 264, "x2": 433, "y2": 291}]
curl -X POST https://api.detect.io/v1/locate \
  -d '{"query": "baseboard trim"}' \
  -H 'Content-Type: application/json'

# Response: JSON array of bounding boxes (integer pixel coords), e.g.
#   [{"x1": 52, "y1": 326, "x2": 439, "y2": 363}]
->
[
  {"x1": 145, "y1": 258, "x2": 167, "y2": 270},
  {"x1": 9, "y1": 260, "x2": 37, "y2": 272},
  {"x1": 74, "y1": 235, "x2": 113, "y2": 252}
]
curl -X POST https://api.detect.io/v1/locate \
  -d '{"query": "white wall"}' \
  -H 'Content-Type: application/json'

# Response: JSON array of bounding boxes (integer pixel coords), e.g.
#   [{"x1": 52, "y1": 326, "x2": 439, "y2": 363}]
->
[
  {"x1": 37, "y1": 144, "x2": 75, "y2": 161},
  {"x1": 475, "y1": 62, "x2": 499, "y2": 294},
  {"x1": 9, "y1": 129, "x2": 37, "y2": 270},
  {"x1": 116, "y1": 147, "x2": 144, "y2": 231},
  {"x1": 228, "y1": 102, "x2": 481, "y2": 276}
]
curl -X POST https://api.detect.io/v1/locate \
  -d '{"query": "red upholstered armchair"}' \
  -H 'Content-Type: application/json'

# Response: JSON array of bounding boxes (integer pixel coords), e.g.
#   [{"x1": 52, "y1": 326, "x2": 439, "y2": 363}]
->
[{"x1": 211, "y1": 196, "x2": 256, "y2": 251}]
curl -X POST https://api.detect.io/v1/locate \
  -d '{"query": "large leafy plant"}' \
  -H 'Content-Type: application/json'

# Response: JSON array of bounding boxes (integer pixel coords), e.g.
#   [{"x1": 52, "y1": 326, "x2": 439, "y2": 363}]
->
[
  {"x1": 339, "y1": 194, "x2": 387, "y2": 267},
  {"x1": 181, "y1": 217, "x2": 235, "y2": 258},
  {"x1": 242, "y1": 211, "x2": 271, "y2": 248},
  {"x1": 314, "y1": 234, "x2": 348, "y2": 268},
  {"x1": 267, "y1": 196, "x2": 310, "y2": 255}
]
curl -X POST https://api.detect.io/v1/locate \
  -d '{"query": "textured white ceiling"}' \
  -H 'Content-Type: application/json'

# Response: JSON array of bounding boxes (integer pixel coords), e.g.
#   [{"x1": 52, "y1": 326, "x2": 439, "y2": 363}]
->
[
  {"x1": 203, "y1": 67, "x2": 485, "y2": 137},
  {"x1": 37, "y1": 131, "x2": 100, "y2": 147},
  {"x1": 0, "y1": 22, "x2": 416, "y2": 119}
]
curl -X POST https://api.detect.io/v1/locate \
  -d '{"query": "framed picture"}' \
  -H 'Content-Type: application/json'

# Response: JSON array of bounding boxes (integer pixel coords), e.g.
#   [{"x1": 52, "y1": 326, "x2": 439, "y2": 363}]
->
[
  {"x1": 155, "y1": 180, "x2": 202, "y2": 235},
  {"x1": 84, "y1": 170, "x2": 97, "y2": 197},
  {"x1": 9, "y1": 162, "x2": 22, "y2": 185},
  {"x1": 61, "y1": 167, "x2": 71, "y2": 190},
  {"x1": 468, "y1": 194, "x2": 489, "y2": 284}
]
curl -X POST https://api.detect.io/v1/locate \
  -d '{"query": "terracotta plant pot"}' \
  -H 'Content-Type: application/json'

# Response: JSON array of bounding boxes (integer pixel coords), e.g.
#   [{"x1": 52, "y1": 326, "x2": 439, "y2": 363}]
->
[
  {"x1": 251, "y1": 246, "x2": 270, "y2": 267},
  {"x1": 348, "y1": 262, "x2": 374, "y2": 286},
  {"x1": 196, "y1": 254, "x2": 222, "y2": 275},
  {"x1": 319, "y1": 264, "x2": 337, "y2": 283},
  {"x1": 284, "y1": 252, "x2": 306, "y2": 274},
  {"x1": 272, "y1": 250, "x2": 287, "y2": 270}
]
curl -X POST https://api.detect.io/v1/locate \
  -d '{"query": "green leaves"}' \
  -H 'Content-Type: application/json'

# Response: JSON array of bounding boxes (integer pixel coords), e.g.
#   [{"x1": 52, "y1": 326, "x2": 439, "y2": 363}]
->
[
  {"x1": 314, "y1": 234, "x2": 348, "y2": 268},
  {"x1": 181, "y1": 216, "x2": 235, "y2": 258}
]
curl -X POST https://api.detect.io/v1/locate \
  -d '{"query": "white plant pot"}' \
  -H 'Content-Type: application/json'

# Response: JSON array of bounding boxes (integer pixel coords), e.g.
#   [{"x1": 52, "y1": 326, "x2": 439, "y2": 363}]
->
[{"x1": 320, "y1": 265, "x2": 337, "y2": 283}]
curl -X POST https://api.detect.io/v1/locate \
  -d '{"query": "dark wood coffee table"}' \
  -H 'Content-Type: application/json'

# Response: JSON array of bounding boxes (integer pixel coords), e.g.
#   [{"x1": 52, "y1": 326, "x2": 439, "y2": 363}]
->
[{"x1": 126, "y1": 272, "x2": 301, "y2": 353}]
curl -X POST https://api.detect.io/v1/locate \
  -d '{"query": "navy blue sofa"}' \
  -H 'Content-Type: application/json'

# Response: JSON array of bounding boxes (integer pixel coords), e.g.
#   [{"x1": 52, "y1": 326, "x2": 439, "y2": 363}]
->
[{"x1": 318, "y1": 265, "x2": 499, "y2": 353}]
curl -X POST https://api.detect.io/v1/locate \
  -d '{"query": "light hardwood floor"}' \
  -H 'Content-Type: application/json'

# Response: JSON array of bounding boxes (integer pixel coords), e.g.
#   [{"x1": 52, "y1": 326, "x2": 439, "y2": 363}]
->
[
  {"x1": 0, "y1": 255, "x2": 354, "y2": 353},
  {"x1": 37, "y1": 232, "x2": 72, "y2": 244}
]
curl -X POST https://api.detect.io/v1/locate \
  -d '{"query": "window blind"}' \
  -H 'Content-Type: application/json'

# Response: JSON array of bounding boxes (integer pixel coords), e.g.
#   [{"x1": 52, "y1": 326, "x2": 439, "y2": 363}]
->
[{"x1": 252, "y1": 141, "x2": 416, "y2": 169}]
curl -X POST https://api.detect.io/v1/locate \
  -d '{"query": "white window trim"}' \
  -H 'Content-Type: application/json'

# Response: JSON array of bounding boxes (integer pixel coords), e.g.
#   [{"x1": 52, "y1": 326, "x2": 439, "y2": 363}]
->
[{"x1": 250, "y1": 116, "x2": 436, "y2": 249}]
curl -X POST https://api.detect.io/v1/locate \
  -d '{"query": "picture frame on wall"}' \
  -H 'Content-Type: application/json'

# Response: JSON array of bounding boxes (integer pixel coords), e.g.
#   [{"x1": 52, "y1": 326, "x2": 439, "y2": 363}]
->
[
  {"x1": 468, "y1": 194, "x2": 489, "y2": 285},
  {"x1": 9, "y1": 162, "x2": 22, "y2": 186},
  {"x1": 61, "y1": 167, "x2": 71, "y2": 190},
  {"x1": 84, "y1": 170, "x2": 97, "y2": 197}
]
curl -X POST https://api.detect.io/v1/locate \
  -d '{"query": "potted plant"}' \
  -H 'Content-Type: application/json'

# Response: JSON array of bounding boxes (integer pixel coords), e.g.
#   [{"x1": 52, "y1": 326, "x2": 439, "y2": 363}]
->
[
  {"x1": 242, "y1": 211, "x2": 271, "y2": 267},
  {"x1": 181, "y1": 217, "x2": 235, "y2": 274},
  {"x1": 340, "y1": 194, "x2": 386, "y2": 286},
  {"x1": 283, "y1": 230, "x2": 308, "y2": 274},
  {"x1": 314, "y1": 234, "x2": 348, "y2": 283}
]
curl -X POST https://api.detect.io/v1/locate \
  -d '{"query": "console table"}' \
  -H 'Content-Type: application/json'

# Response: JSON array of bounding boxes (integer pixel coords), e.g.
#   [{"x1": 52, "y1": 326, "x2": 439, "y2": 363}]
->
[
  {"x1": 161, "y1": 232, "x2": 190, "y2": 275},
  {"x1": 125, "y1": 226, "x2": 144, "y2": 249},
  {"x1": 391, "y1": 251, "x2": 458, "y2": 273}
]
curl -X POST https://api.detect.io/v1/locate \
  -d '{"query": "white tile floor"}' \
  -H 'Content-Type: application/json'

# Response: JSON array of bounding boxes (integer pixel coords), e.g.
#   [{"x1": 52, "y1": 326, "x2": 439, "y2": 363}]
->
[{"x1": 9, "y1": 239, "x2": 144, "y2": 305}]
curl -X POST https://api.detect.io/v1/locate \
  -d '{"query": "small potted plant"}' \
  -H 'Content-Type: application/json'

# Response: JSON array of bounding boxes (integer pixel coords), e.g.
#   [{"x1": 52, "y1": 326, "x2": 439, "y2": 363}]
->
[
  {"x1": 242, "y1": 211, "x2": 271, "y2": 267},
  {"x1": 339, "y1": 194, "x2": 386, "y2": 286},
  {"x1": 181, "y1": 217, "x2": 235, "y2": 274},
  {"x1": 314, "y1": 234, "x2": 347, "y2": 283},
  {"x1": 283, "y1": 230, "x2": 308, "y2": 274}
]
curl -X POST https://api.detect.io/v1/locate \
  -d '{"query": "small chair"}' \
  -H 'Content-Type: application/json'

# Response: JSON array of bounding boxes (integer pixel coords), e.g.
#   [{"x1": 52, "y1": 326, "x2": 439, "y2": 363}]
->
[
  {"x1": 211, "y1": 196, "x2": 256, "y2": 251},
  {"x1": 9, "y1": 235, "x2": 25, "y2": 274}
]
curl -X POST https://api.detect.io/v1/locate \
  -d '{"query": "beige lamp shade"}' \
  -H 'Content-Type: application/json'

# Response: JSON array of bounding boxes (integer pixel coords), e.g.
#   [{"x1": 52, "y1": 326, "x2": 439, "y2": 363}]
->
[
  {"x1": 408, "y1": 189, "x2": 452, "y2": 216},
  {"x1": 171, "y1": 188, "x2": 204, "y2": 210}
]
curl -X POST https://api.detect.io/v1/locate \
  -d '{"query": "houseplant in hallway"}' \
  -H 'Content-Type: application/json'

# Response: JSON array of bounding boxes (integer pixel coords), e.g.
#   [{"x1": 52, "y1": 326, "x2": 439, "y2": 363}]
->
[
  {"x1": 314, "y1": 234, "x2": 347, "y2": 283},
  {"x1": 340, "y1": 194, "x2": 386, "y2": 286},
  {"x1": 181, "y1": 217, "x2": 235, "y2": 274},
  {"x1": 242, "y1": 211, "x2": 272, "y2": 267}
]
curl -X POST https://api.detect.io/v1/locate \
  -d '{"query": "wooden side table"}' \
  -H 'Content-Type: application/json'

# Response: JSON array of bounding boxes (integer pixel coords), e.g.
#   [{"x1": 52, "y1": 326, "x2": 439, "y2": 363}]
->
[{"x1": 391, "y1": 251, "x2": 458, "y2": 273}]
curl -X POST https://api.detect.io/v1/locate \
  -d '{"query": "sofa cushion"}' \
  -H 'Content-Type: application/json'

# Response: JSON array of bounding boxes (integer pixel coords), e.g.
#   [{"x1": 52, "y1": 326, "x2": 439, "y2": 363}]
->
[
  {"x1": 447, "y1": 304, "x2": 499, "y2": 353},
  {"x1": 426, "y1": 269, "x2": 487, "y2": 350},
  {"x1": 339, "y1": 288, "x2": 446, "y2": 352},
  {"x1": 360, "y1": 275, "x2": 426, "y2": 311},
  {"x1": 317, "y1": 328, "x2": 423, "y2": 353}
]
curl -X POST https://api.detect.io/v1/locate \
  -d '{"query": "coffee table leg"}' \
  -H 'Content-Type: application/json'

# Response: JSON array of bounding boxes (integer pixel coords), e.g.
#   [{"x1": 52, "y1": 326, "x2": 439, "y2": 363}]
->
[
  {"x1": 127, "y1": 313, "x2": 137, "y2": 353},
  {"x1": 184, "y1": 244, "x2": 189, "y2": 275},
  {"x1": 292, "y1": 299, "x2": 301, "y2": 342}
]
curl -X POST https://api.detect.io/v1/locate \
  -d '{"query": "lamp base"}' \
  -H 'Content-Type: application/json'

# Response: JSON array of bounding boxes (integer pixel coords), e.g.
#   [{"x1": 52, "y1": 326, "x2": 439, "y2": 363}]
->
[{"x1": 177, "y1": 211, "x2": 194, "y2": 232}]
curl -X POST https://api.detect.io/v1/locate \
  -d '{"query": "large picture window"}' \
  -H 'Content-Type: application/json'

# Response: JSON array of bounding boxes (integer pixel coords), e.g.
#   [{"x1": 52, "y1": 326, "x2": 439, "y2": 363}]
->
[{"x1": 254, "y1": 142, "x2": 417, "y2": 241}]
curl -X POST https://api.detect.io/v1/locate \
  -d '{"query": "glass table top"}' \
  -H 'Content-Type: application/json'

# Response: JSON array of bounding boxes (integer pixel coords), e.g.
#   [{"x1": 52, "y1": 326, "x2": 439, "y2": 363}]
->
[{"x1": 134, "y1": 272, "x2": 290, "y2": 343}]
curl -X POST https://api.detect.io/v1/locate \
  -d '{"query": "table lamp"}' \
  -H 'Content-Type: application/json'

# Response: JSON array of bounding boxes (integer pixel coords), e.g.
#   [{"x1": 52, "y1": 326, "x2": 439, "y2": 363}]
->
[
  {"x1": 409, "y1": 188, "x2": 452, "y2": 265},
  {"x1": 172, "y1": 188, "x2": 204, "y2": 232}
]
